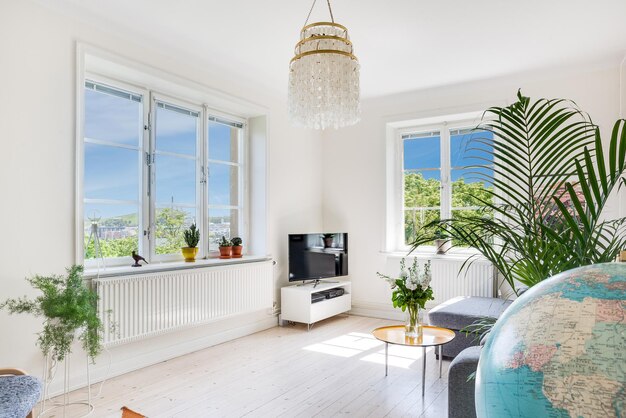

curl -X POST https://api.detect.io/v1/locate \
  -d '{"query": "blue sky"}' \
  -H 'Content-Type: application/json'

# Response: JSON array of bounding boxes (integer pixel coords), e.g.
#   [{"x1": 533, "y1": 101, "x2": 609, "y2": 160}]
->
[
  {"x1": 403, "y1": 131, "x2": 494, "y2": 183},
  {"x1": 84, "y1": 87, "x2": 237, "y2": 221}
]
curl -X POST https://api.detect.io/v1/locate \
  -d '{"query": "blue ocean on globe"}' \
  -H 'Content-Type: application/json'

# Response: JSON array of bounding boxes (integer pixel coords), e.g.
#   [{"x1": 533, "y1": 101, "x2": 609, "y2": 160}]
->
[{"x1": 475, "y1": 263, "x2": 625, "y2": 418}]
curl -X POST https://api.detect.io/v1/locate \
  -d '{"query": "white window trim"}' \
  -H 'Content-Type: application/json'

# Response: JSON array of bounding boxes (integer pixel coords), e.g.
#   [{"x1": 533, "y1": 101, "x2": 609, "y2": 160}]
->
[
  {"x1": 385, "y1": 111, "x2": 487, "y2": 254},
  {"x1": 75, "y1": 44, "x2": 258, "y2": 270}
]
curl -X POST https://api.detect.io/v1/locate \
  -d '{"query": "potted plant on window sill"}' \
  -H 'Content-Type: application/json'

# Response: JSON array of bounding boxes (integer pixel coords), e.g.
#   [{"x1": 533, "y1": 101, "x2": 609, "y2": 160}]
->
[
  {"x1": 433, "y1": 229, "x2": 451, "y2": 254},
  {"x1": 182, "y1": 223, "x2": 200, "y2": 262},
  {"x1": 231, "y1": 237, "x2": 243, "y2": 258},
  {"x1": 219, "y1": 236, "x2": 232, "y2": 259}
]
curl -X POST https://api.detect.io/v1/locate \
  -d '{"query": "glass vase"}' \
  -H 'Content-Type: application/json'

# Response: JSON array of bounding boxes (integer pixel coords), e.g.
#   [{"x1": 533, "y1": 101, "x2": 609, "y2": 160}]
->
[{"x1": 405, "y1": 304, "x2": 423, "y2": 338}]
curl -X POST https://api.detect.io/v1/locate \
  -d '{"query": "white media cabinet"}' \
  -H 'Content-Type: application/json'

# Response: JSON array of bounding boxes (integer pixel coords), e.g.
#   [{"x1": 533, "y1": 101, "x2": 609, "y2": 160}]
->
[{"x1": 281, "y1": 280, "x2": 351, "y2": 330}]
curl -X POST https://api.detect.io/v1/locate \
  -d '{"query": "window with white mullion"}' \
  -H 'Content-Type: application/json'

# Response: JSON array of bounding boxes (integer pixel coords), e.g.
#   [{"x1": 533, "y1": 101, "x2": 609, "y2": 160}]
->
[
  {"x1": 82, "y1": 79, "x2": 145, "y2": 264},
  {"x1": 400, "y1": 122, "x2": 495, "y2": 248},
  {"x1": 151, "y1": 96, "x2": 202, "y2": 260},
  {"x1": 207, "y1": 117, "x2": 244, "y2": 251}
]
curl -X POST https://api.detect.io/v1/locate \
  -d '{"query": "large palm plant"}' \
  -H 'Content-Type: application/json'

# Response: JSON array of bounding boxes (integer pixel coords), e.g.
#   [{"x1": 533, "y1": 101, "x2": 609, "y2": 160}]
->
[{"x1": 410, "y1": 91, "x2": 626, "y2": 292}]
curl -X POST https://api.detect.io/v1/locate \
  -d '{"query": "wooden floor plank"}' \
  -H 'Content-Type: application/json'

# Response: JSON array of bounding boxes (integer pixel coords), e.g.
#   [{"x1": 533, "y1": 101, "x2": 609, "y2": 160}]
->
[{"x1": 44, "y1": 315, "x2": 452, "y2": 418}]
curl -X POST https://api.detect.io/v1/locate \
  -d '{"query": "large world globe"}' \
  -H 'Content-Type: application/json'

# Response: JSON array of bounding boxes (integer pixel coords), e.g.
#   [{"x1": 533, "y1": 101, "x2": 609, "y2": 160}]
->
[{"x1": 475, "y1": 263, "x2": 625, "y2": 418}]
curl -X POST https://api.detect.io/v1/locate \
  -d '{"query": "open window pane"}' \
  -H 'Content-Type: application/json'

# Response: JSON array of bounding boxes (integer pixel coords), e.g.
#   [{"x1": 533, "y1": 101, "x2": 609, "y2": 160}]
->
[
  {"x1": 155, "y1": 103, "x2": 198, "y2": 156},
  {"x1": 208, "y1": 208, "x2": 239, "y2": 251},
  {"x1": 208, "y1": 163, "x2": 239, "y2": 206},
  {"x1": 84, "y1": 84, "x2": 142, "y2": 146},
  {"x1": 208, "y1": 120, "x2": 240, "y2": 162},
  {"x1": 154, "y1": 206, "x2": 196, "y2": 255},
  {"x1": 84, "y1": 203, "x2": 139, "y2": 259},
  {"x1": 84, "y1": 143, "x2": 139, "y2": 201},
  {"x1": 403, "y1": 133, "x2": 440, "y2": 170}
]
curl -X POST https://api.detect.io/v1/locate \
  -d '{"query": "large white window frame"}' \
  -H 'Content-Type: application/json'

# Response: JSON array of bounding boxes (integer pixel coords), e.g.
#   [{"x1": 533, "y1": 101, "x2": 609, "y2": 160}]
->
[
  {"x1": 79, "y1": 74, "x2": 248, "y2": 268},
  {"x1": 386, "y1": 112, "x2": 489, "y2": 253}
]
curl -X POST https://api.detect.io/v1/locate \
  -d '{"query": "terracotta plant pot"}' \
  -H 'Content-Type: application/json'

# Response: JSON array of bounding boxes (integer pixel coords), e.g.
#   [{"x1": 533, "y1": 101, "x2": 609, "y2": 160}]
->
[
  {"x1": 232, "y1": 245, "x2": 243, "y2": 258},
  {"x1": 181, "y1": 247, "x2": 198, "y2": 262},
  {"x1": 219, "y1": 246, "x2": 232, "y2": 259}
]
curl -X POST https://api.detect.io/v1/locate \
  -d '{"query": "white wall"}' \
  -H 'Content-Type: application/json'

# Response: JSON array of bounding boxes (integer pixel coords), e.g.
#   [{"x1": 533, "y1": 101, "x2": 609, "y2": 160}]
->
[
  {"x1": 0, "y1": 0, "x2": 322, "y2": 393},
  {"x1": 321, "y1": 62, "x2": 625, "y2": 317}
]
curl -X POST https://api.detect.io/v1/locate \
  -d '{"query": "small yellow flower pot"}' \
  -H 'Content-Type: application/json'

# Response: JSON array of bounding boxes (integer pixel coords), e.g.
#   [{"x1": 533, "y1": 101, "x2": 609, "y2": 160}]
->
[{"x1": 181, "y1": 247, "x2": 198, "y2": 262}]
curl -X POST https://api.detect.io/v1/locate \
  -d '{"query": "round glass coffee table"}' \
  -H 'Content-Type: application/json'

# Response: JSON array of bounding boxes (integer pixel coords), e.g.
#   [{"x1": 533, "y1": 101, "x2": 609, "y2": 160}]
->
[{"x1": 372, "y1": 325, "x2": 455, "y2": 397}]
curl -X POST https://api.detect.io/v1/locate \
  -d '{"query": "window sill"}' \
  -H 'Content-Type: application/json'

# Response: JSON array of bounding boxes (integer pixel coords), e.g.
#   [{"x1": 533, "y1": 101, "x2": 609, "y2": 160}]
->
[
  {"x1": 84, "y1": 255, "x2": 272, "y2": 279},
  {"x1": 382, "y1": 248, "x2": 487, "y2": 263}
]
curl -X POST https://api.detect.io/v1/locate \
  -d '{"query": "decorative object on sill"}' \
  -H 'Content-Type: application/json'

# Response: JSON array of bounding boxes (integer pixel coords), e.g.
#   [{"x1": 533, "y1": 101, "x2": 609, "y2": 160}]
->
[
  {"x1": 321, "y1": 233, "x2": 335, "y2": 248},
  {"x1": 410, "y1": 91, "x2": 626, "y2": 295},
  {"x1": 131, "y1": 251, "x2": 148, "y2": 267},
  {"x1": 0, "y1": 265, "x2": 113, "y2": 416},
  {"x1": 219, "y1": 236, "x2": 232, "y2": 259},
  {"x1": 182, "y1": 223, "x2": 200, "y2": 262},
  {"x1": 231, "y1": 237, "x2": 243, "y2": 258},
  {"x1": 433, "y1": 228, "x2": 451, "y2": 255},
  {"x1": 85, "y1": 210, "x2": 105, "y2": 268},
  {"x1": 377, "y1": 258, "x2": 434, "y2": 338},
  {"x1": 288, "y1": 0, "x2": 360, "y2": 130},
  {"x1": 620, "y1": 250, "x2": 626, "y2": 262}
]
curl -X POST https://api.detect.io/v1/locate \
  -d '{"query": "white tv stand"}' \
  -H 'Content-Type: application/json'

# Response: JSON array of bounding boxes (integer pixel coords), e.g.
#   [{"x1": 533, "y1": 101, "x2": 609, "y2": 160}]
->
[{"x1": 281, "y1": 280, "x2": 351, "y2": 330}]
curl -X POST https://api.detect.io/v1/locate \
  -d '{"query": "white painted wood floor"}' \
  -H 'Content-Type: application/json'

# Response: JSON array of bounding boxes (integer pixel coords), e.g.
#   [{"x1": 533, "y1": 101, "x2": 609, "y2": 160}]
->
[{"x1": 47, "y1": 315, "x2": 450, "y2": 418}]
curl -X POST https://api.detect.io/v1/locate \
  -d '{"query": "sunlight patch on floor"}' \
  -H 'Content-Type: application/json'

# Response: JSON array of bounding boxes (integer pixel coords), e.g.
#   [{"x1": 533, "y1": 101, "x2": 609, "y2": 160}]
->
[
  {"x1": 361, "y1": 346, "x2": 433, "y2": 369},
  {"x1": 302, "y1": 332, "x2": 384, "y2": 357}
]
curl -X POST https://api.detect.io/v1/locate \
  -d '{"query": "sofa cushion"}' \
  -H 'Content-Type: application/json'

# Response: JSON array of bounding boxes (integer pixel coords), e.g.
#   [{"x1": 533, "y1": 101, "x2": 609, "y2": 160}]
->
[
  {"x1": 0, "y1": 375, "x2": 42, "y2": 418},
  {"x1": 429, "y1": 296, "x2": 512, "y2": 331}
]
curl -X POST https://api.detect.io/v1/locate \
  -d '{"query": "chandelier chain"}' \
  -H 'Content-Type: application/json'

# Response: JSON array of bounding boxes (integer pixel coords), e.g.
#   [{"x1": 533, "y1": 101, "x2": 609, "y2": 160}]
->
[{"x1": 303, "y1": 0, "x2": 335, "y2": 27}]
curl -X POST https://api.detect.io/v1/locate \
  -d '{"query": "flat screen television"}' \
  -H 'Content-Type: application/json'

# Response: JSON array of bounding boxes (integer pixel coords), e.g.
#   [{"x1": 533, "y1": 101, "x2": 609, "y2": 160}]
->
[{"x1": 288, "y1": 233, "x2": 348, "y2": 282}]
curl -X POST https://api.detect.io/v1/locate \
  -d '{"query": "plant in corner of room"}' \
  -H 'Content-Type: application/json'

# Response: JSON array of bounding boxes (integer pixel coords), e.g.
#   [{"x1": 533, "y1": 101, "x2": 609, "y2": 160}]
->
[
  {"x1": 377, "y1": 258, "x2": 434, "y2": 337},
  {"x1": 410, "y1": 90, "x2": 626, "y2": 294},
  {"x1": 219, "y1": 236, "x2": 232, "y2": 259},
  {"x1": 231, "y1": 237, "x2": 243, "y2": 258},
  {"x1": 182, "y1": 223, "x2": 200, "y2": 262},
  {"x1": 0, "y1": 265, "x2": 106, "y2": 363}
]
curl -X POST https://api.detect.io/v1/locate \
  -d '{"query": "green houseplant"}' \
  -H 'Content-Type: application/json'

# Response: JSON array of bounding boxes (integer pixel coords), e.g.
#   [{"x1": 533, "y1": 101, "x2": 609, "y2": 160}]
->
[
  {"x1": 377, "y1": 259, "x2": 434, "y2": 337},
  {"x1": 231, "y1": 237, "x2": 243, "y2": 258},
  {"x1": 410, "y1": 91, "x2": 626, "y2": 293},
  {"x1": 182, "y1": 223, "x2": 200, "y2": 262},
  {"x1": 219, "y1": 236, "x2": 232, "y2": 259},
  {"x1": 1, "y1": 265, "x2": 104, "y2": 363}
]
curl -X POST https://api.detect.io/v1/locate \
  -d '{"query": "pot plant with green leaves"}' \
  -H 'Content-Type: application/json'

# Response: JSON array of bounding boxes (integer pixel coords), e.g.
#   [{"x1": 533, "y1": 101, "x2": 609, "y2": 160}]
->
[
  {"x1": 219, "y1": 236, "x2": 232, "y2": 259},
  {"x1": 410, "y1": 90, "x2": 626, "y2": 294},
  {"x1": 0, "y1": 265, "x2": 105, "y2": 363},
  {"x1": 182, "y1": 223, "x2": 200, "y2": 262},
  {"x1": 231, "y1": 237, "x2": 243, "y2": 258}
]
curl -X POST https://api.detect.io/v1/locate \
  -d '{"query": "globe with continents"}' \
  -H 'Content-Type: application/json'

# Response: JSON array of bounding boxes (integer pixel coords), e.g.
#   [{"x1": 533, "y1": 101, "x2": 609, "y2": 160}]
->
[{"x1": 475, "y1": 263, "x2": 625, "y2": 418}]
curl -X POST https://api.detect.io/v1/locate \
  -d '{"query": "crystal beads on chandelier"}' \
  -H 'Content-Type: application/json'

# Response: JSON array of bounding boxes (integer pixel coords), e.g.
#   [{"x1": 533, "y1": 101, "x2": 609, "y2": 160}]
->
[{"x1": 288, "y1": 22, "x2": 360, "y2": 130}]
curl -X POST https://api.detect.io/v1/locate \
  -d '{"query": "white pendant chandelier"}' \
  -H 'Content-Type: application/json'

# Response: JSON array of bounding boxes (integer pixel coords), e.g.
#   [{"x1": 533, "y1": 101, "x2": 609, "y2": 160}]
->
[{"x1": 288, "y1": 0, "x2": 360, "y2": 130}]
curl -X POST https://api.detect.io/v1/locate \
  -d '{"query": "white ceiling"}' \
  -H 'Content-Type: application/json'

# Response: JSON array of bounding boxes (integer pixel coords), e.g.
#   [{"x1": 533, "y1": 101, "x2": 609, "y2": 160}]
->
[{"x1": 41, "y1": 0, "x2": 626, "y2": 98}]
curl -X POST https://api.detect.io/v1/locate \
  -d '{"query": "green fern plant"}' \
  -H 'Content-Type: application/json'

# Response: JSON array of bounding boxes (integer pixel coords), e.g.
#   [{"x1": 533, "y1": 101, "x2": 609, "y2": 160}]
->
[
  {"x1": 183, "y1": 223, "x2": 200, "y2": 248},
  {"x1": 1, "y1": 265, "x2": 106, "y2": 363}
]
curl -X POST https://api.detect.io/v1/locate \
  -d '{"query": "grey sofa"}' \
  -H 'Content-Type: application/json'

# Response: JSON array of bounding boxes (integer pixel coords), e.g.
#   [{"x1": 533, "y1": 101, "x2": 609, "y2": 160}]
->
[
  {"x1": 0, "y1": 369, "x2": 42, "y2": 418},
  {"x1": 448, "y1": 345, "x2": 482, "y2": 418},
  {"x1": 428, "y1": 296, "x2": 512, "y2": 358}
]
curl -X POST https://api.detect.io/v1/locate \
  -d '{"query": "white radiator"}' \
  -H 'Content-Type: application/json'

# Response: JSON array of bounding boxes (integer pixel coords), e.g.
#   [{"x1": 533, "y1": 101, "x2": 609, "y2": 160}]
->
[
  {"x1": 428, "y1": 258, "x2": 495, "y2": 305},
  {"x1": 93, "y1": 261, "x2": 274, "y2": 346}
]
